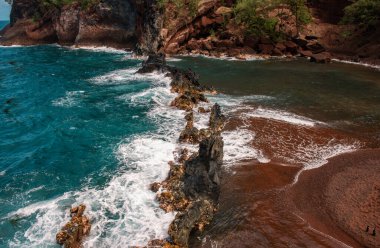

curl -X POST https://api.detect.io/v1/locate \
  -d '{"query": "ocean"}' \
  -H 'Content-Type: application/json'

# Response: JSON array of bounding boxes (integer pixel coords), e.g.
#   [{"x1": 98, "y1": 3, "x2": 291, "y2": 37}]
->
[
  {"x1": 0, "y1": 21, "x2": 8, "y2": 30},
  {"x1": 1, "y1": 45, "x2": 380, "y2": 247}
]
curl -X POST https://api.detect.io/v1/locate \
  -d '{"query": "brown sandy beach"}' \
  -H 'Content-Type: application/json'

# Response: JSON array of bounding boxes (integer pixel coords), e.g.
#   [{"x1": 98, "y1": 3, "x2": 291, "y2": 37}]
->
[
  {"x1": 289, "y1": 149, "x2": 380, "y2": 248},
  {"x1": 190, "y1": 148, "x2": 380, "y2": 247}
]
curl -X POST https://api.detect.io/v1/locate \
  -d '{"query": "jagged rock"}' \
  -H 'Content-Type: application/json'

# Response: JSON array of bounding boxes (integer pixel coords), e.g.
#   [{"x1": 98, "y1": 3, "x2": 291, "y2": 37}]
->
[
  {"x1": 293, "y1": 37, "x2": 308, "y2": 48},
  {"x1": 168, "y1": 200, "x2": 215, "y2": 248},
  {"x1": 137, "y1": 53, "x2": 166, "y2": 74},
  {"x1": 272, "y1": 48, "x2": 283, "y2": 56},
  {"x1": 275, "y1": 42, "x2": 286, "y2": 52},
  {"x1": 310, "y1": 52, "x2": 332, "y2": 63},
  {"x1": 179, "y1": 126, "x2": 199, "y2": 143},
  {"x1": 258, "y1": 43, "x2": 274, "y2": 54},
  {"x1": 56, "y1": 204, "x2": 91, "y2": 248},
  {"x1": 299, "y1": 49, "x2": 313, "y2": 57},
  {"x1": 150, "y1": 182, "x2": 161, "y2": 192},
  {"x1": 209, "y1": 103, "x2": 226, "y2": 133},
  {"x1": 198, "y1": 107, "x2": 210, "y2": 113},
  {"x1": 184, "y1": 134, "x2": 224, "y2": 201},
  {"x1": 306, "y1": 41, "x2": 326, "y2": 54},
  {"x1": 284, "y1": 40, "x2": 298, "y2": 54}
]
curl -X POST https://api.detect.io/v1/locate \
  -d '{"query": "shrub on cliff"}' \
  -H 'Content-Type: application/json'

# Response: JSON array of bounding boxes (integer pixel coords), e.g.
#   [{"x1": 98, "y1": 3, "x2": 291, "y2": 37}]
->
[
  {"x1": 234, "y1": 0, "x2": 311, "y2": 39},
  {"x1": 234, "y1": 0, "x2": 281, "y2": 39},
  {"x1": 341, "y1": 0, "x2": 380, "y2": 29}
]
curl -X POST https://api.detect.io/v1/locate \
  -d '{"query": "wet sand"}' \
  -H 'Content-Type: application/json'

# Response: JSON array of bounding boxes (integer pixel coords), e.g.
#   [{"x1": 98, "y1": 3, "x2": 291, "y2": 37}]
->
[
  {"x1": 288, "y1": 149, "x2": 380, "y2": 248},
  {"x1": 190, "y1": 162, "x2": 354, "y2": 247}
]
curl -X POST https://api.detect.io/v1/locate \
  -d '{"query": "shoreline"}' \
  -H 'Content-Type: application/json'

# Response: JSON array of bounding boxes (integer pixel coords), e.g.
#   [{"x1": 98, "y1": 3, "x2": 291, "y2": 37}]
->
[
  {"x1": 190, "y1": 148, "x2": 380, "y2": 248},
  {"x1": 1, "y1": 42, "x2": 380, "y2": 69},
  {"x1": 288, "y1": 149, "x2": 380, "y2": 248}
]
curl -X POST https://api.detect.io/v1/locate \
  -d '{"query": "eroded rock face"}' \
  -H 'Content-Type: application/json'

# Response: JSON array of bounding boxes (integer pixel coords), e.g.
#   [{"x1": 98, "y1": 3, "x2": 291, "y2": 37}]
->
[
  {"x1": 2, "y1": 0, "x2": 162, "y2": 52},
  {"x1": 56, "y1": 204, "x2": 91, "y2": 248},
  {"x1": 54, "y1": 4, "x2": 80, "y2": 44}
]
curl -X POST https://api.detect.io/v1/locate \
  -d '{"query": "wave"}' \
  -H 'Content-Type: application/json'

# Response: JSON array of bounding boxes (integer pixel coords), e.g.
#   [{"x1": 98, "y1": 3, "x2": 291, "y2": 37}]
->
[
  {"x1": 66, "y1": 45, "x2": 131, "y2": 54},
  {"x1": 52, "y1": 91, "x2": 85, "y2": 107},
  {"x1": 242, "y1": 107, "x2": 325, "y2": 127},
  {"x1": 90, "y1": 67, "x2": 171, "y2": 86},
  {"x1": 332, "y1": 59, "x2": 380, "y2": 70}
]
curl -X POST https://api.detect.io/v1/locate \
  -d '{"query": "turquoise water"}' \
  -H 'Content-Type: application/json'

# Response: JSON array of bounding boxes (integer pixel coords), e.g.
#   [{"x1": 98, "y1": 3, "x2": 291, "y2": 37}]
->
[
  {"x1": 0, "y1": 20, "x2": 8, "y2": 30},
  {"x1": 0, "y1": 46, "x2": 178, "y2": 247},
  {"x1": 1, "y1": 45, "x2": 380, "y2": 247}
]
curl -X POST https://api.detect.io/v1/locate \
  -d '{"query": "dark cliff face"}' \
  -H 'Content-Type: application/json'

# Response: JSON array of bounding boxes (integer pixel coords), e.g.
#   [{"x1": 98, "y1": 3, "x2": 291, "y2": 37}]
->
[
  {"x1": 1, "y1": 0, "x2": 162, "y2": 53},
  {"x1": 9, "y1": 0, "x2": 39, "y2": 25}
]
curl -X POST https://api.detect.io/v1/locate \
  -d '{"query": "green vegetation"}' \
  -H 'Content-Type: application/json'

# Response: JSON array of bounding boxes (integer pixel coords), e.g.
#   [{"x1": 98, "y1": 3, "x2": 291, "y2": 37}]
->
[
  {"x1": 158, "y1": 0, "x2": 199, "y2": 17},
  {"x1": 234, "y1": 0, "x2": 311, "y2": 39},
  {"x1": 341, "y1": 0, "x2": 380, "y2": 29}
]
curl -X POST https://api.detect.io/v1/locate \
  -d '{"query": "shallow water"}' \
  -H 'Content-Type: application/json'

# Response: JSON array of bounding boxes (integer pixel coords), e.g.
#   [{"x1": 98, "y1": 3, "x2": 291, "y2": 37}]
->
[
  {"x1": 1, "y1": 47, "x2": 380, "y2": 247},
  {"x1": 170, "y1": 56, "x2": 380, "y2": 247}
]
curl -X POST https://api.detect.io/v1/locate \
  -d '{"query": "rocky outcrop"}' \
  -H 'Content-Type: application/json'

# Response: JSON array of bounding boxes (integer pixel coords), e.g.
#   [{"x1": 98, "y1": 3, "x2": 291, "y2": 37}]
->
[
  {"x1": 56, "y1": 204, "x2": 91, "y2": 248},
  {"x1": 1, "y1": 0, "x2": 162, "y2": 52},
  {"x1": 138, "y1": 54, "x2": 225, "y2": 247}
]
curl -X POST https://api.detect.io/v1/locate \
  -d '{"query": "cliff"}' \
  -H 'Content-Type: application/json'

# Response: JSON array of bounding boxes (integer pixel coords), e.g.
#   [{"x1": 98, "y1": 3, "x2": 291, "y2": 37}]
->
[
  {"x1": 1, "y1": 0, "x2": 379, "y2": 63},
  {"x1": 0, "y1": 0, "x2": 163, "y2": 53}
]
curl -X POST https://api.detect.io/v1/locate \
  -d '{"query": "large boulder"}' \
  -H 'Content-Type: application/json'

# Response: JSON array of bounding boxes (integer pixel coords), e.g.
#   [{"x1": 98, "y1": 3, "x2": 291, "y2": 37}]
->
[{"x1": 310, "y1": 52, "x2": 332, "y2": 63}]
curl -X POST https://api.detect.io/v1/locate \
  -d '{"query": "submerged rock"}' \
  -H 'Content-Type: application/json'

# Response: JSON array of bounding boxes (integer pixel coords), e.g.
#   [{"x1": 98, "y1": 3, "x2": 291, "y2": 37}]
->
[{"x1": 56, "y1": 204, "x2": 91, "y2": 248}]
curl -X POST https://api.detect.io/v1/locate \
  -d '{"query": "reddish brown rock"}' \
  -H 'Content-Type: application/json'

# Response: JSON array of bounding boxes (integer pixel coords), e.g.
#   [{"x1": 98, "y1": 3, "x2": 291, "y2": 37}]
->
[
  {"x1": 299, "y1": 49, "x2": 313, "y2": 57},
  {"x1": 275, "y1": 42, "x2": 286, "y2": 52},
  {"x1": 306, "y1": 41, "x2": 326, "y2": 54},
  {"x1": 272, "y1": 48, "x2": 283, "y2": 56},
  {"x1": 310, "y1": 52, "x2": 332, "y2": 63},
  {"x1": 258, "y1": 43, "x2": 274, "y2": 54},
  {"x1": 284, "y1": 40, "x2": 298, "y2": 54},
  {"x1": 201, "y1": 16, "x2": 214, "y2": 27},
  {"x1": 56, "y1": 204, "x2": 91, "y2": 248}
]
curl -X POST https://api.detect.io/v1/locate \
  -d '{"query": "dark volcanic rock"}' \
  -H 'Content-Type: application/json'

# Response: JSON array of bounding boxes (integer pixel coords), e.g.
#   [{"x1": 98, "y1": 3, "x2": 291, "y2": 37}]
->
[
  {"x1": 168, "y1": 199, "x2": 215, "y2": 247},
  {"x1": 209, "y1": 103, "x2": 226, "y2": 133},
  {"x1": 184, "y1": 132, "x2": 224, "y2": 201}
]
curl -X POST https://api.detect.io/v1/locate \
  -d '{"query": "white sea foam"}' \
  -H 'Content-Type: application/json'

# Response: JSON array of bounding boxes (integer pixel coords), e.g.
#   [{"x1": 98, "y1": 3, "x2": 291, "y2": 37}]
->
[
  {"x1": 0, "y1": 170, "x2": 6, "y2": 176},
  {"x1": 332, "y1": 59, "x2": 380, "y2": 70},
  {"x1": 91, "y1": 68, "x2": 170, "y2": 86},
  {"x1": 242, "y1": 107, "x2": 325, "y2": 127},
  {"x1": 66, "y1": 45, "x2": 130, "y2": 54},
  {"x1": 52, "y1": 91, "x2": 85, "y2": 107},
  {"x1": 223, "y1": 128, "x2": 270, "y2": 165},
  {"x1": 8, "y1": 70, "x2": 181, "y2": 248}
]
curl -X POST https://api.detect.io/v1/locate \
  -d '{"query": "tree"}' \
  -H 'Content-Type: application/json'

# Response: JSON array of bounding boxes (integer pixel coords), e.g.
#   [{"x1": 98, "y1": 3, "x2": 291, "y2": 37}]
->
[{"x1": 341, "y1": 0, "x2": 380, "y2": 30}]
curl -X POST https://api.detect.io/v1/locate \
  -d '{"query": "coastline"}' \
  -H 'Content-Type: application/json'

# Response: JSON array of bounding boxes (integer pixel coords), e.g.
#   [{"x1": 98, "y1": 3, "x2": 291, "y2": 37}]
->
[
  {"x1": 288, "y1": 149, "x2": 380, "y2": 248},
  {"x1": 1, "y1": 39, "x2": 380, "y2": 69},
  {"x1": 190, "y1": 149, "x2": 380, "y2": 248}
]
